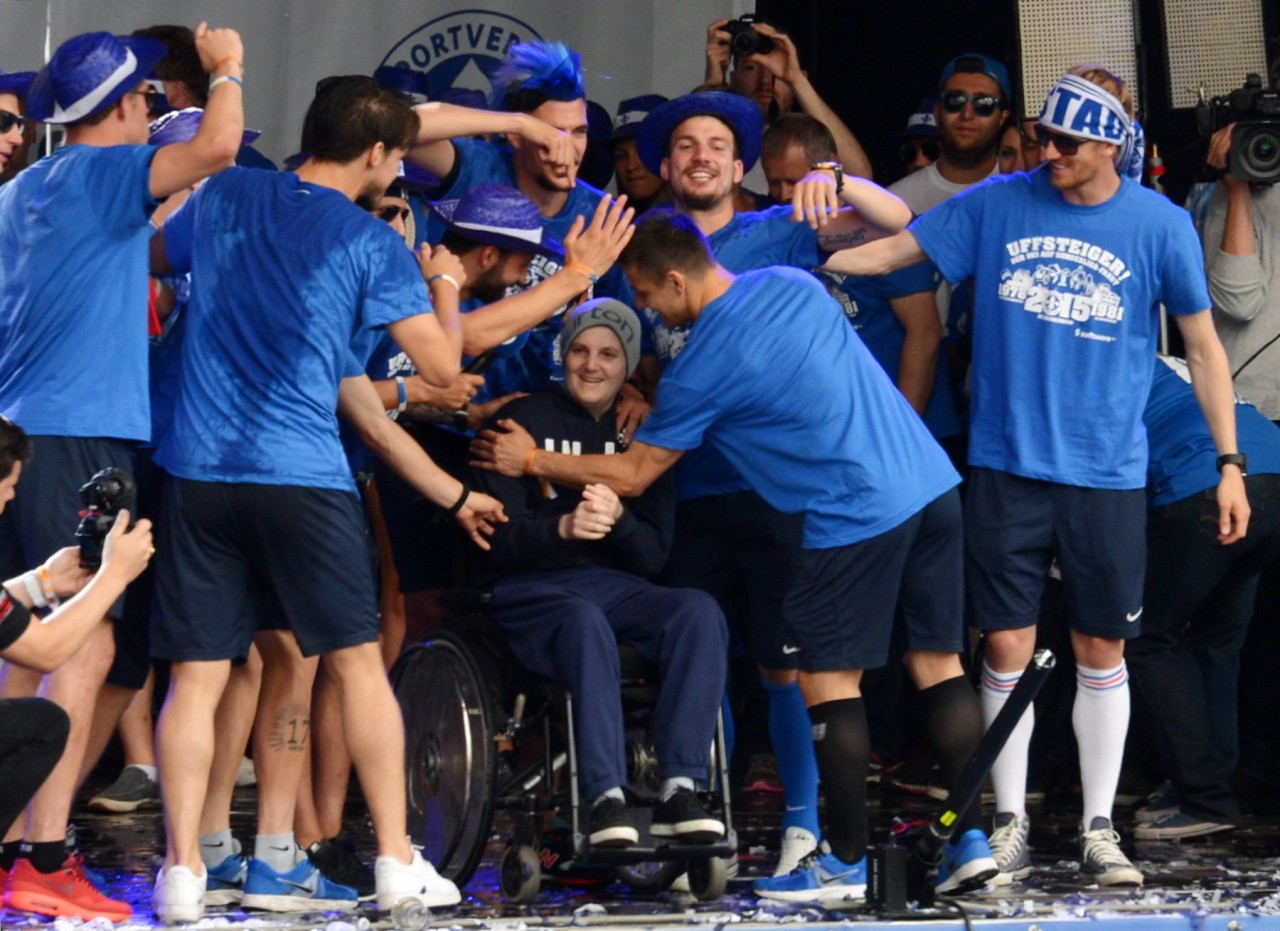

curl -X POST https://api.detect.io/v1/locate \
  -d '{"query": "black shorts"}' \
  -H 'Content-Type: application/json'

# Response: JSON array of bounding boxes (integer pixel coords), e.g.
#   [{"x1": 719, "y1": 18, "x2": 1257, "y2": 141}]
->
[
  {"x1": 151, "y1": 478, "x2": 379, "y2": 662},
  {"x1": 783, "y1": 489, "x2": 964, "y2": 672},
  {"x1": 965, "y1": 467, "x2": 1146, "y2": 638},
  {"x1": 660, "y1": 490, "x2": 804, "y2": 670},
  {"x1": 106, "y1": 448, "x2": 165, "y2": 689},
  {"x1": 374, "y1": 423, "x2": 469, "y2": 592},
  {"x1": 0, "y1": 435, "x2": 134, "y2": 619}
]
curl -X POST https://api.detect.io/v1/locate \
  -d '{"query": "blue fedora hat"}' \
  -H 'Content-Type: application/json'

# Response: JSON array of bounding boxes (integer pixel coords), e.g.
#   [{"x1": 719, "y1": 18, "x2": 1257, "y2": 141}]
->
[
  {"x1": 149, "y1": 107, "x2": 261, "y2": 148},
  {"x1": 610, "y1": 93, "x2": 667, "y2": 143},
  {"x1": 27, "y1": 32, "x2": 166, "y2": 124},
  {"x1": 430, "y1": 182, "x2": 563, "y2": 259},
  {"x1": 636, "y1": 90, "x2": 763, "y2": 176},
  {"x1": 0, "y1": 70, "x2": 37, "y2": 99}
]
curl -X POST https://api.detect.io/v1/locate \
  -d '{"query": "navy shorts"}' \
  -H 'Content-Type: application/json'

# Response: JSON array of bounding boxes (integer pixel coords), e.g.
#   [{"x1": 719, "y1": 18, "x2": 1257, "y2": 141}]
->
[
  {"x1": 152, "y1": 478, "x2": 379, "y2": 662},
  {"x1": 374, "y1": 423, "x2": 468, "y2": 593},
  {"x1": 660, "y1": 490, "x2": 804, "y2": 670},
  {"x1": 965, "y1": 467, "x2": 1146, "y2": 638},
  {"x1": 106, "y1": 448, "x2": 165, "y2": 689},
  {"x1": 0, "y1": 435, "x2": 133, "y2": 620},
  {"x1": 782, "y1": 489, "x2": 964, "y2": 672}
]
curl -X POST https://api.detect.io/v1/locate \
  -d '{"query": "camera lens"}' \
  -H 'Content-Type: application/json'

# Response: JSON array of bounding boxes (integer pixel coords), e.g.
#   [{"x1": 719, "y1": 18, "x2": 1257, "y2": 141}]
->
[{"x1": 1239, "y1": 125, "x2": 1280, "y2": 182}]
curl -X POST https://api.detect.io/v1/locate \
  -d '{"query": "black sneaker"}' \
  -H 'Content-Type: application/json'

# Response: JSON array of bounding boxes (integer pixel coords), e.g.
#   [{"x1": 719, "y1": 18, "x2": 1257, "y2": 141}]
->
[
  {"x1": 589, "y1": 797, "x2": 639, "y2": 847},
  {"x1": 650, "y1": 788, "x2": 724, "y2": 843},
  {"x1": 306, "y1": 834, "x2": 375, "y2": 899}
]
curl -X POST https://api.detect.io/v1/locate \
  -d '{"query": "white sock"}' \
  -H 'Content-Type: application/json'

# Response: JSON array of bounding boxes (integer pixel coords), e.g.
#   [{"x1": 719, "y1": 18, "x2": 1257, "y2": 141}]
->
[
  {"x1": 593, "y1": 787, "x2": 625, "y2": 807},
  {"x1": 660, "y1": 776, "x2": 695, "y2": 802},
  {"x1": 981, "y1": 661, "x2": 1034, "y2": 818},
  {"x1": 199, "y1": 830, "x2": 239, "y2": 868},
  {"x1": 128, "y1": 763, "x2": 159, "y2": 781},
  {"x1": 254, "y1": 833, "x2": 300, "y2": 873},
  {"x1": 1073, "y1": 661, "x2": 1129, "y2": 828}
]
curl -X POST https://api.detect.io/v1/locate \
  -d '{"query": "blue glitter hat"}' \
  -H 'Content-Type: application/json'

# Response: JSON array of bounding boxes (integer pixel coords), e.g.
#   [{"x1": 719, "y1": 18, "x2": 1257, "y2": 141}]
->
[
  {"x1": 636, "y1": 90, "x2": 763, "y2": 176},
  {"x1": 27, "y1": 32, "x2": 167, "y2": 124},
  {"x1": 430, "y1": 182, "x2": 563, "y2": 259}
]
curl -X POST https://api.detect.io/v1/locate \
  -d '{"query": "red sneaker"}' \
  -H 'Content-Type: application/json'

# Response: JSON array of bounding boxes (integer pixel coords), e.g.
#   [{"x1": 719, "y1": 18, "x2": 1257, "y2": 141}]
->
[{"x1": 3, "y1": 854, "x2": 132, "y2": 921}]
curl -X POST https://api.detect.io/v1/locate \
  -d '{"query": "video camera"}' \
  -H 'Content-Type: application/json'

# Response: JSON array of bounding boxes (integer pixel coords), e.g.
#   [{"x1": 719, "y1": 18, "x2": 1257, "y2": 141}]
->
[
  {"x1": 1196, "y1": 73, "x2": 1280, "y2": 183},
  {"x1": 75, "y1": 467, "x2": 136, "y2": 570},
  {"x1": 723, "y1": 14, "x2": 774, "y2": 59}
]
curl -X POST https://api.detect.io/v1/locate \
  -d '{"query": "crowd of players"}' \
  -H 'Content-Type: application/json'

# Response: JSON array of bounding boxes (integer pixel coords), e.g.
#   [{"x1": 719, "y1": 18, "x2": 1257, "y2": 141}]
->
[{"x1": 1, "y1": 11, "x2": 1278, "y2": 925}]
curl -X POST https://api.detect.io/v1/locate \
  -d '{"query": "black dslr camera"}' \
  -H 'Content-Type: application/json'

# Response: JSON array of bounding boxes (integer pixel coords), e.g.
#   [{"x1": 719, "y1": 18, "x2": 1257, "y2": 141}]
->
[
  {"x1": 723, "y1": 14, "x2": 774, "y2": 59},
  {"x1": 76, "y1": 467, "x2": 136, "y2": 570},
  {"x1": 1196, "y1": 73, "x2": 1280, "y2": 183}
]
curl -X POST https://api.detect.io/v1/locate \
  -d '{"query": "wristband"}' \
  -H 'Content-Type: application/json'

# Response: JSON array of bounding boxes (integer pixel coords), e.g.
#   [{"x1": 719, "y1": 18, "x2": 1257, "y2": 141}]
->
[
  {"x1": 811, "y1": 160, "x2": 844, "y2": 195},
  {"x1": 212, "y1": 56, "x2": 243, "y2": 73},
  {"x1": 36, "y1": 565, "x2": 58, "y2": 608},
  {"x1": 1217, "y1": 452, "x2": 1248, "y2": 475},
  {"x1": 428, "y1": 273, "x2": 460, "y2": 292},
  {"x1": 446, "y1": 482, "x2": 471, "y2": 517},
  {"x1": 522, "y1": 447, "x2": 539, "y2": 476},
  {"x1": 395, "y1": 376, "x2": 408, "y2": 413},
  {"x1": 21, "y1": 570, "x2": 47, "y2": 609},
  {"x1": 564, "y1": 261, "x2": 599, "y2": 285},
  {"x1": 208, "y1": 74, "x2": 243, "y2": 93}
]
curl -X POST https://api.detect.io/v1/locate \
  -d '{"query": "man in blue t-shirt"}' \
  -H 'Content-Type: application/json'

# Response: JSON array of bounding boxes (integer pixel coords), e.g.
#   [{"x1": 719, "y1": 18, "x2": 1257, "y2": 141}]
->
[
  {"x1": 147, "y1": 76, "x2": 502, "y2": 922},
  {"x1": 825, "y1": 66, "x2": 1248, "y2": 888},
  {"x1": 474, "y1": 212, "x2": 998, "y2": 902},
  {"x1": 0, "y1": 27, "x2": 245, "y2": 921}
]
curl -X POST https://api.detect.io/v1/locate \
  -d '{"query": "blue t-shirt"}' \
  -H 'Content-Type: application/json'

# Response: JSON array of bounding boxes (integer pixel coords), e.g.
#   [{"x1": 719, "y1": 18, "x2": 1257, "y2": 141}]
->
[
  {"x1": 0, "y1": 145, "x2": 158, "y2": 441},
  {"x1": 636, "y1": 268, "x2": 958, "y2": 549},
  {"x1": 1145, "y1": 356, "x2": 1280, "y2": 506},
  {"x1": 426, "y1": 138, "x2": 632, "y2": 391},
  {"x1": 910, "y1": 169, "x2": 1211, "y2": 489},
  {"x1": 643, "y1": 206, "x2": 824, "y2": 502},
  {"x1": 818, "y1": 261, "x2": 961, "y2": 440},
  {"x1": 155, "y1": 168, "x2": 434, "y2": 491}
]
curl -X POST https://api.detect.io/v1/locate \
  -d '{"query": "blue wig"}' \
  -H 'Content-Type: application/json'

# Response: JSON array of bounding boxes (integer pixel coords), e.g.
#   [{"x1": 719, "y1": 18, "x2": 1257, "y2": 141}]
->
[{"x1": 488, "y1": 40, "x2": 585, "y2": 111}]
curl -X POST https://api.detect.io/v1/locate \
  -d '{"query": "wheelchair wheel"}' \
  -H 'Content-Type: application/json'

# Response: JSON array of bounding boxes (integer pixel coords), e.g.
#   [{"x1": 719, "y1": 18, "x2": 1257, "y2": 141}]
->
[
  {"x1": 500, "y1": 844, "x2": 542, "y2": 903},
  {"x1": 687, "y1": 856, "x2": 729, "y2": 901},
  {"x1": 393, "y1": 631, "x2": 496, "y2": 887},
  {"x1": 613, "y1": 859, "x2": 685, "y2": 894}
]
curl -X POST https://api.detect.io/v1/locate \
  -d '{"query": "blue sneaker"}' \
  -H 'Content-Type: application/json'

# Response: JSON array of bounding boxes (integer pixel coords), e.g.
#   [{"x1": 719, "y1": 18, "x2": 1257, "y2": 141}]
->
[
  {"x1": 205, "y1": 854, "x2": 248, "y2": 906},
  {"x1": 936, "y1": 828, "x2": 998, "y2": 894},
  {"x1": 240, "y1": 858, "x2": 358, "y2": 912},
  {"x1": 753, "y1": 842, "x2": 867, "y2": 902}
]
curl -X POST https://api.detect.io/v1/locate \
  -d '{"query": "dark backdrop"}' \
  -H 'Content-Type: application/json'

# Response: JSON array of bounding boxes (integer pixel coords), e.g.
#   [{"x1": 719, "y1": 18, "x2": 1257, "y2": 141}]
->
[{"x1": 757, "y1": 0, "x2": 1280, "y2": 202}]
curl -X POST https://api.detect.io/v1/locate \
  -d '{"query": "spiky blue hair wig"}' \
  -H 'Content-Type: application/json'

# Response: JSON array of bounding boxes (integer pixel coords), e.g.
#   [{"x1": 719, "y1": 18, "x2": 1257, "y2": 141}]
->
[{"x1": 488, "y1": 40, "x2": 585, "y2": 112}]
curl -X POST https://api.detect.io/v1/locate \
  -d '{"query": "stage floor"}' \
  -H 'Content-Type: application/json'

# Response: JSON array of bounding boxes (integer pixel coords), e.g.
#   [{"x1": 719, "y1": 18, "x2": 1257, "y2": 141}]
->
[{"x1": 15, "y1": 775, "x2": 1280, "y2": 931}]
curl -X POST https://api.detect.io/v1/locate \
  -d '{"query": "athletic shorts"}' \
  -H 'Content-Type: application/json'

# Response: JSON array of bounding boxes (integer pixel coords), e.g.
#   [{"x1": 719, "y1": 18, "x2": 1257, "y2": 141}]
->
[
  {"x1": 151, "y1": 478, "x2": 379, "y2": 662},
  {"x1": 373, "y1": 423, "x2": 468, "y2": 592},
  {"x1": 106, "y1": 448, "x2": 164, "y2": 689},
  {"x1": 0, "y1": 435, "x2": 134, "y2": 620},
  {"x1": 660, "y1": 490, "x2": 804, "y2": 670},
  {"x1": 782, "y1": 488, "x2": 963, "y2": 672},
  {"x1": 965, "y1": 467, "x2": 1146, "y2": 638}
]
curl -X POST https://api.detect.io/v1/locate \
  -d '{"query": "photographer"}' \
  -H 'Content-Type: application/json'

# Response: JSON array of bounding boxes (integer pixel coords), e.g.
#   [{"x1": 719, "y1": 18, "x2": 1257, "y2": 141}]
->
[
  {"x1": 0, "y1": 415, "x2": 153, "y2": 903},
  {"x1": 1204, "y1": 121, "x2": 1280, "y2": 422}
]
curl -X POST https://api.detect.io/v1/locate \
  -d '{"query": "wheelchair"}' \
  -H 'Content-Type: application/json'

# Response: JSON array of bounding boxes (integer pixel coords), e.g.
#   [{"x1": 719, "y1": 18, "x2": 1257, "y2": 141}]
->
[{"x1": 390, "y1": 590, "x2": 737, "y2": 903}]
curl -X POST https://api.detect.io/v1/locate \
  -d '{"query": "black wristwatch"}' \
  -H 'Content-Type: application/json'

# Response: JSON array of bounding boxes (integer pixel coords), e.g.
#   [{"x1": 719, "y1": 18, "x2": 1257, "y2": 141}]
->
[
  {"x1": 1216, "y1": 452, "x2": 1248, "y2": 475},
  {"x1": 811, "y1": 160, "x2": 843, "y2": 195}
]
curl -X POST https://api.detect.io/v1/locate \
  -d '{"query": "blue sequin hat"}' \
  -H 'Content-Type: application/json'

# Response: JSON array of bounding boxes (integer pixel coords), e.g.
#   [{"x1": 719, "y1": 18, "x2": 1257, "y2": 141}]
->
[
  {"x1": 636, "y1": 90, "x2": 763, "y2": 176},
  {"x1": 430, "y1": 182, "x2": 563, "y2": 259},
  {"x1": 27, "y1": 32, "x2": 167, "y2": 124},
  {"x1": 0, "y1": 70, "x2": 37, "y2": 99}
]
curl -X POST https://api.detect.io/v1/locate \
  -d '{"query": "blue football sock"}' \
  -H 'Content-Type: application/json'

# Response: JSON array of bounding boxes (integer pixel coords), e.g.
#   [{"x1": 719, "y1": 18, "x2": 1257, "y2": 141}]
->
[{"x1": 763, "y1": 678, "x2": 821, "y2": 837}]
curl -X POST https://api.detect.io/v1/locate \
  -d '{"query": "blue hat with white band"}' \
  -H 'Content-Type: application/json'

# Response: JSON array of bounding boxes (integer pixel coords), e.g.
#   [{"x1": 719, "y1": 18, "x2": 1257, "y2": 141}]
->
[{"x1": 27, "y1": 32, "x2": 166, "y2": 124}]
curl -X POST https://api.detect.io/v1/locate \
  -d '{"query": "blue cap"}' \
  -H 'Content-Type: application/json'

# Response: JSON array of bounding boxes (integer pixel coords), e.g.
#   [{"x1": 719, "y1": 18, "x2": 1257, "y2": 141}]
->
[
  {"x1": 938, "y1": 53, "x2": 1011, "y2": 101},
  {"x1": 0, "y1": 70, "x2": 37, "y2": 99},
  {"x1": 611, "y1": 94, "x2": 667, "y2": 143},
  {"x1": 27, "y1": 32, "x2": 167, "y2": 124},
  {"x1": 373, "y1": 65, "x2": 430, "y2": 105}
]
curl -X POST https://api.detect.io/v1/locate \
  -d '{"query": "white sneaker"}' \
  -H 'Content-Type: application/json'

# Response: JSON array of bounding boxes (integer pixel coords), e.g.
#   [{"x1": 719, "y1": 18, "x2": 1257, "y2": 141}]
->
[
  {"x1": 235, "y1": 756, "x2": 257, "y2": 788},
  {"x1": 774, "y1": 826, "x2": 819, "y2": 877},
  {"x1": 375, "y1": 845, "x2": 461, "y2": 912},
  {"x1": 152, "y1": 864, "x2": 206, "y2": 923}
]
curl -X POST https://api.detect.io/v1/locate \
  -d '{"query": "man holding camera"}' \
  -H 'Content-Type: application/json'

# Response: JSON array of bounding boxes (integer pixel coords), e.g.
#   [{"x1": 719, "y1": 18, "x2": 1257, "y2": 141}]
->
[{"x1": 0, "y1": 26, "x2": 243, "y2": 920}]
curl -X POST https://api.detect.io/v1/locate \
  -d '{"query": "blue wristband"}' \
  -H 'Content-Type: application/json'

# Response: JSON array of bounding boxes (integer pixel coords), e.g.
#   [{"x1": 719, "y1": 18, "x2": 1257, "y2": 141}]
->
[{"x1": 395, "y1": 375, "x2": 408, "y2": 412}]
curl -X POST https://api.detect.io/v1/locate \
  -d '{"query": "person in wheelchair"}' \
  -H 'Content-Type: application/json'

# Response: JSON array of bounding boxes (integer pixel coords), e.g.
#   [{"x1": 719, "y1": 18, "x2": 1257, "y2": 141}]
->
[{"x1": 470, "y1": 298, "x2": 729, "y2": 849}]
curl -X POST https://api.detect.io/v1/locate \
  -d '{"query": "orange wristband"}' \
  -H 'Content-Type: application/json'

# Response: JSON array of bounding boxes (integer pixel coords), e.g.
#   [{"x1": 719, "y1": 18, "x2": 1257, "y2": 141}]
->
[
  {"x1": 212, "y1": 56, "x2": 243, "y2": 74},
  {"x1": 563, "y1": 261, "x2": 598, "y2": 285},
  {"x1": 522, "y1": 447, "x2": 539, "y2": 475}
]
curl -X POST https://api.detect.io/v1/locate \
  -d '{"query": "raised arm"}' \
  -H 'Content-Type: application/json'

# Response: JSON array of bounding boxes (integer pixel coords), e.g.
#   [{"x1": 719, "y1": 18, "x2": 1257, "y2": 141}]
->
[
  {"x1": 149, "y1": 23, "x2": 244, "y2": 199},
  {"x1": 790, "y1": 173, "x2": 912, "y2": 251},
  {"x1": 407, "y1": 101, "x2": 576, "y2": 182},
  {"x1": 1203, "y1": 125, "x2": 1267, "y2": 322},
  {"x1": 823, "y1": 229, "x2": 926, "y2": 277}
]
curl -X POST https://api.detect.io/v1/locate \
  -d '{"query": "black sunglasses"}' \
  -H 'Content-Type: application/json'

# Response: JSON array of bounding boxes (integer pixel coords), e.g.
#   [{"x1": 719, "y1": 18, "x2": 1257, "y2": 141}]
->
[
  {"x1": 939, "y1": 91, "x2": 1007, "y2": 118},
  {"x1": 378, "y1": 205, "x2": 411, "y2": 223},
  {"x1": 899, "y1": 139, "x2": 941, "y2": 164},
  {"x1": 129, "y1": 86, "x2": 162, "y2": 112},
  {"x1": 1034, "y1": 125, "x2": 1084, "y2": 156},
  {"x1": 0, "y1": 110, "x2": 27, "y2": 134}
]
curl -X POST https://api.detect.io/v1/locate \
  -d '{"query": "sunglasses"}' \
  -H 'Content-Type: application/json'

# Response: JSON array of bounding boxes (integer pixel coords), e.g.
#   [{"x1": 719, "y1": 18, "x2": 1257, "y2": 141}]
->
[
  {"x1": 1034, "y1": 125, "x2": 1086, "y2": 156},
  {"x1": 899, "y1": 139, "x2": 941, "y2": 164},
  {"x1": 0, "y1": 110, "x2": 27, "y2": 134},
  {"x1": 130, "y1": 86, "x2": 162, "y2": 112},
  {"x1": 939, "y1": 91, "x2": 1007, "y2": 118},
  {"x1": 378, "y1": 205, "x2": 411, "y2": 223}
]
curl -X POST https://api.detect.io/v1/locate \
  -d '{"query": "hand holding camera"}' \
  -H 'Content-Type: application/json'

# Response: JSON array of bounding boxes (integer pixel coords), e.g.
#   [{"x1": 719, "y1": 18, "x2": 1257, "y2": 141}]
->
[{"x1": 1197, "y1": 74, "x2": 1280, "y2": 184}]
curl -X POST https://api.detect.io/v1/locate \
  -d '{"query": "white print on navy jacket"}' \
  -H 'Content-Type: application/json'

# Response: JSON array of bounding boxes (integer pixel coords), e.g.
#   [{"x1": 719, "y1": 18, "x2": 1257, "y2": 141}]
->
[
  {"x1": 536, "y1": 438, "x2": 620, "y2": 501},
  {"x1": 999, "y1": 236, "x2": 1134, "y2": 342}
]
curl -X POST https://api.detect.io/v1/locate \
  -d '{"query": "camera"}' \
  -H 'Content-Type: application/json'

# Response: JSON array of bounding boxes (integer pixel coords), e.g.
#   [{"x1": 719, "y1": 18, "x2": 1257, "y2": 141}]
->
[
  {"x1": 1196, "y1": 73, "x2": 1280, "y2": 183},
  {"x1": 75, "y1": 467, "x2": 136, "y2": 570},
  {"x1": 723, "y1": 14, "x2": 774, "y2": 59}
]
